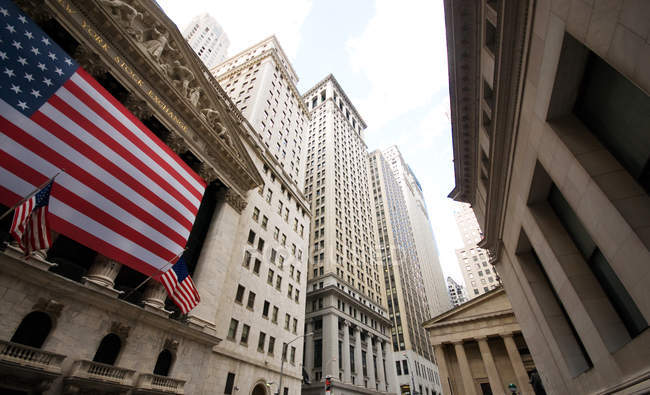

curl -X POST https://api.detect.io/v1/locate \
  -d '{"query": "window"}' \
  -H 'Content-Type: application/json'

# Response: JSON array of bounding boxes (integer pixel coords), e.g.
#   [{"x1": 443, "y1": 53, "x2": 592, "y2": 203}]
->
[
  {"x1": 11, "y1": 311, "x2": 52, "y2": 349},
  {"x1": 272, "y1": 306, "x2": 279, "y2": 323},
  {"x1": 290, "y1": 346, "x2": 296, "y2": 364},
  {"x1": 261, "y1": 215, "x2": 268, "y2": 229},
  {"x1": 263, "y1": 301, "x2": 270, "y2": 318},
  {"x1": 268, "y1": 269, "x2": 274, "y2": 285},
  {"x1": 274, "y1": 227, "x2": 280, "y2": 240},
  {"x1": 224, "y1": 372, "x2": 236, "y2": 394},
  {"x1": 247, "y1": 291, "x2": 256, "y2": 309},
  {"x1": 243, "y1": 251, "x2": 251, "y2": 268},
  {"x1": 265, "y1": 189, "x2": 272, "y2": 203},
  {"x1": 257, "y1": 238, "x2": 265, "y2": 252},
  {"x1": 241, "y1": 324, "x2": 250, "y2": 344},
  {"x1": 228, "y1": 319, "x2": 239, "y2": 340},
  {"x1": 292, "y1": 318, "x2": 298, "y2": 333},
  {"x1": 285, "y1": 313, "x2": 290, "y2": 329},
  {"x1": 276, "y1": 276, "x2": 282, "y2": 290},
  {"x1": 253, "y1": 259, "x2": 261, "y2": 274},
  {"x1": 247, "y1": 230, "x2": 255, "y2": 244},
  {"x1": 257, "y1": 332, "x2": 266, "y2": 352},
  {"x1": 153, "y1": 349, "x2": 173, "y2": 376},
  {"x1": 252, "y1": 207, "x2": 260, "y2": 221},
  {"x1": 235, "y1": 285, "x2": 245, "y2": 303},
  {"x1": 93, "y1": 334, "x2": 122, "y2": 366}
]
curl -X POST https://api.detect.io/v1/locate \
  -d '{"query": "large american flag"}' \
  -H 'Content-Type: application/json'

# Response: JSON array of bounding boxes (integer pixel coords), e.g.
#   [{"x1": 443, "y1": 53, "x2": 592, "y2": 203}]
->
[{"x1": 0, "y1": 0, "x2": 206, "y2": 277}]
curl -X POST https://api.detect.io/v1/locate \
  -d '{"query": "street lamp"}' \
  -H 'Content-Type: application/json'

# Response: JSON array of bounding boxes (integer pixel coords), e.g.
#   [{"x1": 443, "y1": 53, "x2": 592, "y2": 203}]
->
[
  {"x1": 403, "y1": 353, "x2": 419, "y2": 395},
  {"x1": 277, "y1": 332, "x2": 313, "y2": 395}
]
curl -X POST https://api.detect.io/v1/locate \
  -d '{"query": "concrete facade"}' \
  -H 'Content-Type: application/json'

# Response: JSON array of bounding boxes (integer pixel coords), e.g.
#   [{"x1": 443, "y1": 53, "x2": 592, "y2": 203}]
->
[
  {"x1": 369, "y1": 151, "x2": 442, "y2": 395},
  {"x1": 453, "y1": 203, "x2": 499, "y2": 299},
  {"x1": 382, "y1": 146, "x2": 451, "y2": 317},
  {"x1": 182, "y1": 13, "x2": 229, "y2": 68},
  {"x1": 446, "y1": 0, "x2": 650, "y2": 393},
  {"x1": 0, "y1": 1, "x2": 307, "y2": 394},
  {"x1": 423, "y1": 288, "x2": 540, "y2": 395},
  {"x1": 301, "y1": 75, "x2": 398, "y2": 395}
]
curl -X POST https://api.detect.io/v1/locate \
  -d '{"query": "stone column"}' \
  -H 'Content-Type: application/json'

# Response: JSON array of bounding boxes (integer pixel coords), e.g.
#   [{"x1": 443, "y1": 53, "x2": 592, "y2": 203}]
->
[
  {"x1": 454, "y1": 341, "x2": 478, "y2": 395},
  {"x1": 82, "y1": 254, "x2": 122, "y2": 297},
  {"x1": 354, "y1": 327, "x2": 363, "y2": 385},
  {"x1": 376, "y1": 338, "x2": 386, "y2": 391},
  {"x1": 384, "y1": 340, "x2": 398, "y2": 393},
  {"x1": 366, "y1": 336, "x2": 376, "y2": 388},
  {"x1": 477, "y1": 337, "x2": 505, "y2": 395},
  {"x1": 434, "y1": 344, "x2": 452, "y2": 395},
  {"x1": 304, "y1": 320, "x2": 315, "y2": 379},
  {"x1": 501, "y1": 333, "x2": 534, "y2": 394},
  {"x1": 187, "y1": 189, "x2": 238, "y2": 335},
  {"x1": 341, "y1": 321, "x2": 352, "y2": 384},
  {"x1": 323, "y1": 313, "x2": 339, "y2": 379},
  {"x1": 142, "y1": 281, "x2": 171, "y2": 317}
]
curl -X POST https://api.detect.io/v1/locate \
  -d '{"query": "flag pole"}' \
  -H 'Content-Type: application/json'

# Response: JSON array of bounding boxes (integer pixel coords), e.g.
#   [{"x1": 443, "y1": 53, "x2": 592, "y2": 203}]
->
[
  {"x1": 122, "y1": 248, "x2": 186, "y2": 301},
  {"x1": 0, "y1": 171, "x2": 63, "y2": 221}
]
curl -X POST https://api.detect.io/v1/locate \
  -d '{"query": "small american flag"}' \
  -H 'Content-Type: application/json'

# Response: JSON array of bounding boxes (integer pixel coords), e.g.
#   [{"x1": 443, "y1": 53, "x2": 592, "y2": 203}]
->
[
  {"x1": 10, "y1": 180, "x2": 53, "y2": 255},
  {"x1": 160, "y1": 257, "x2": 200, "y2": 314}
]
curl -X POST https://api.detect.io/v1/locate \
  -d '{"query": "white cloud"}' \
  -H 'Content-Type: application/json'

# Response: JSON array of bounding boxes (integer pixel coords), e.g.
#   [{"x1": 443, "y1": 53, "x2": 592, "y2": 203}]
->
[
  {"x1": 158, "y1": 0, "x2": 312, "y2": 60},
  {"x1": 346, "y1": 0, "x2": 448, "y2": 128}
]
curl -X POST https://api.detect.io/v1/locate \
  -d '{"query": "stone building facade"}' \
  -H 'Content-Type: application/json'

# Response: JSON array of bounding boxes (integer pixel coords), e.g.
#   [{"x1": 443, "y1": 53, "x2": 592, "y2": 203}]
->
[
  {"x1": 0, "y1": 1, "x2": 307, "y2": 394},
  {"x1": 301, "y1": 75, "x2": 397, "y2": 395},
  {"x1": 446, "y1": 0, "x2": 650, "y2": 393},
  {"x1": 452, "y1": 203, "x2": 499, "y2": 299},
  {"x1": 424, "y1": 288, "x2": 541, "y2": 395},
  {"x1": 382, "y1": 146, "x2": 451, "y2": 317},
  {"x1": 182, "y1": 13, "x2": 229, "y2": 69},
  {"x1": 369, "y1": 150, "x2": 442, "y2": 395}
]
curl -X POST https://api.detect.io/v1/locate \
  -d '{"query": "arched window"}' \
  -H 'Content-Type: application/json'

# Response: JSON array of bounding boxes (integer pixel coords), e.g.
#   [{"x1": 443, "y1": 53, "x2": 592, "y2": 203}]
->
[
  {"x1": 153, "y1": 349, "x2": 174, "y2": 376},
  {"x1": 10, "y1": 311, "x2": 52, "y2": 348},
  {"x1": 93, "y1": 333, "x2": 121, "y2": 365}
]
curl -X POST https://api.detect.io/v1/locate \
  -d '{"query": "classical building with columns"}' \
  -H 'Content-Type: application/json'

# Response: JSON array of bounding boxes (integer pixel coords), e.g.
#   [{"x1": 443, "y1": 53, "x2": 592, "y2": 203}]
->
[
  {"x1": 0, "y1": 1, "x2": 308, "y2": 394},
  {"x1": 446, "y1": 0, "x2": 650, "y2": 393},
  {"x1": 301, "y1": 75, "x2": 398, "y2": 395},
  {"x1": 423, "y1": 288, "x2": 542, "y2": 395},
  {"x1": 368, "y1": 150, "x2": 442, "y2": 395}
]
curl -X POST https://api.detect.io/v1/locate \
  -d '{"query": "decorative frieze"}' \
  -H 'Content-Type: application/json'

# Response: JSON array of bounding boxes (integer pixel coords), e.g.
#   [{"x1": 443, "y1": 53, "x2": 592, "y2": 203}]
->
[{"x1": 224, "y1": 189, "x2": 247, "y2": 214}]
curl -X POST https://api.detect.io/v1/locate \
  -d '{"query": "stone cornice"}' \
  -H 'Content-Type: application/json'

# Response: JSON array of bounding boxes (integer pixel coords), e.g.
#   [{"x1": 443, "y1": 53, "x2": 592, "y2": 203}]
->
[
  {"x1": 303, "y1": 74, "x2": 367, "y2": 129},
  {"x1": 445, "y1": 0, "x2": 481, "y2": 204},
  {"x1": 213, "y1": 48, "x2": 311, "y2": 119},
  {"x1": 423, "y1": 287, "x2": 505, "y2": 327},
  {"x1": 306, "y1": 282, "x2": 392, "y2": 327},
  {"x1": 44, "y1": 0, "x2": 263, "y2": 200},
  {"x1": 312, "y1": 96, "x2": 368, "y2": 148},
  {"x1": 480, "y1": 0, "x2": 533, "y2": 257},
  {"x1": 0, "y1": 253, "x2": 221, "y2": 347}
]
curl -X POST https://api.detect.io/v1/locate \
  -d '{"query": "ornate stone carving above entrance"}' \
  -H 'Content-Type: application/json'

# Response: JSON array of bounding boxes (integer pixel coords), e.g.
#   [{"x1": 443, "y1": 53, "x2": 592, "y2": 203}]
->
[
  {"x1": 33, "y1": 298, "x2": 64, "y2": 320},
  {"x1": 225, "y1": 189, "x2": 247, "y2": 214},
  {"x1": 110, "y1": 321, "x2": 131, "y2": 340}
]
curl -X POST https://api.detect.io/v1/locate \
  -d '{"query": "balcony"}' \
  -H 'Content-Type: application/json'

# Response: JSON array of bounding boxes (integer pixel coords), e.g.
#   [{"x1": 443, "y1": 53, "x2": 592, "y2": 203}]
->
[
  {"x1": 135, "y1": 373, "x2": 186, "y2": 394},
  {"x1": 63, "y1": 359, "x2": 136, "y2": 393},
  {"x1": 0, "y1": 340, "x2": 66, "y2": 391}
]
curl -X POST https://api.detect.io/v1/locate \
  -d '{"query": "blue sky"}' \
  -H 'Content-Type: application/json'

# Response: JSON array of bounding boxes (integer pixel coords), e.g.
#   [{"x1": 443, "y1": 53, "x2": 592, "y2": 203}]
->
[{"x1": 159, "y1": 0, "x2": 465, "y2": 283}]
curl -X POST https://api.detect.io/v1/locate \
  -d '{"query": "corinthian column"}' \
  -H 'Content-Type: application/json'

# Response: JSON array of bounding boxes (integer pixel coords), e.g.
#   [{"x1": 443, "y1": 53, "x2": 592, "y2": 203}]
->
[
  {"x1": 477, "y1": 337, "x2": 504, "y2": 394},
  {"x1": 501, "y1": 333, "x2": 534, "y2": 394},
  {"x1": 454, "y1": 341, "x2": 478, "y2": 395},
  {"x1": 82, "y1": 255, "x2": 123, "y2": 297},
  {"x1": 142, "y1": 281, "x2": 171, "y2": 317}
]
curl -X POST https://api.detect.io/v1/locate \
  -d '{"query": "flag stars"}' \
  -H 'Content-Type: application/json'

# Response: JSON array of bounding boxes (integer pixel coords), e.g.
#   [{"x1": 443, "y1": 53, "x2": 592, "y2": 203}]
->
[
  {"x1": 0, "y1": 51, "x2": 7, "y2": 60},
  {"x1": 37, "y1": 62, "x2": 47, "y2": 71},
  {"x1": 30, "y1": 89, "x2": 41, "y2": 98},
  {"x1": 17, "y1": 15, "x2": 27, "y2": 24},
  {"x1": 11, "y1": 40, "x2": 21, "y2": 49},
  {"x1": 10, "y1": 84, "x2": 21, "y2": 94},
  {"x1": 64, "y1": 57, "x2": 72, "y2": 66},
  {"x1": 17, "y1": 56, "x2": 27, "y2": 66},
  {"x1": 24, "y1": 30, "x2": 33, "y2": 39},
  {"x1": 41, "y1": 37, "x2": 50, "y2": 46},
  {"x1": 30, "y1": 46, "x2": 39, "y2": 55},
  {"x1": 17, "y1": 101, "x2": 28, "y2": 110},
  {"x1": 48, "y1": 52, "x2": 57, "y2": 61},
  {"x1": 5, "y1": 23, "x2": 15, "y2": 33},
  {"x1": 0, "y1": 7, "x2": 8, "y2": 17},
  {"x1": 54, "y1": 67, "x2": 63, "y2": 76},
  {"x1": 43, "y1": 77, "x2": 52, "y2": 87},
  {"x1": 4, "y1": 67, "x2": 15, "y2": 77},
  {"x1": 24, "y1": 72, "x2": 33, "y2": 82}
]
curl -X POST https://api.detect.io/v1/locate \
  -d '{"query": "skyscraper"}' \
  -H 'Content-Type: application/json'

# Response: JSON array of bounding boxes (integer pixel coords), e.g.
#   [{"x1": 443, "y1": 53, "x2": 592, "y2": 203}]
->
[
  {"x1": 211, "y1": 36, "x2": 311, "y2": 395},
  {"x1": 446, "y1": 276, "x2": 467, "y2": 308},
  {"x1": 301, "y1": 75, "x2": 397, "y2": 395},
  {"x1": 369, "y1": 150, "x2": 442, "y2": 395},
  {"x1": 382, "y1": 146, "x2": 451, "y2": 316},
  {"x1": 452, "y1": 202, "x2": 498, "y2": 299},
  {"x1": 182, "y1": 13, "x2": 230, "y2": 68}
]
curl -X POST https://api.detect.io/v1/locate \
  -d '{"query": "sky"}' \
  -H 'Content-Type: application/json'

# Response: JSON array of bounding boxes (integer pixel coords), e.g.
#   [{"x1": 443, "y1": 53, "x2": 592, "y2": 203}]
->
[{"x1": 158, "y1": 0, "x2": 465, "y2": 284}]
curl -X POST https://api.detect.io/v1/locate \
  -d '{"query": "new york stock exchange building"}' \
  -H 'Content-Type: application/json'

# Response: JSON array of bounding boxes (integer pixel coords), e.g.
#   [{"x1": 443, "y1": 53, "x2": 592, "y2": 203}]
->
[{"x1": 0, "y1": 0, "x2": 311, "y2": 394}]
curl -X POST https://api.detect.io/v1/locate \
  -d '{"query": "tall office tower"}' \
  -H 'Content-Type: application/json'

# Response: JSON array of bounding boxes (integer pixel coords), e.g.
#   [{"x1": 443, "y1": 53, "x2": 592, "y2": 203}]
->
[
  {"x1": 382, "y1": 146, "x2": 451, "y2": 317},
  {"x1": 446, "y1": 277, "x2": 467, "y2": 308},
  {"x1": 213, "y1": 36, "x2": 307, "y2": 191},
  {"x1": 301, "y1": 75, "x2": 397, "y2": 395},
  {"x1": 210, "y1": 37, "x2": 311, "y2": 394},
  {"x1": 453, "y1": 203, "x2": 498, "y2": 299},
  {"x1": 182, "y1": 13, "x2": 230, "y2": 68},
  {"x1": 369, "y1": 151, "x2": 442, "y2": 395}
]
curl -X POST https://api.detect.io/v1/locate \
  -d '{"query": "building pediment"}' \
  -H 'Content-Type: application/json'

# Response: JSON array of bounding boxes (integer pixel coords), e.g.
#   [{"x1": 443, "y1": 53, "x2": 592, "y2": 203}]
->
[
  {"x1": 424, "y1": 288, "x2": 512, "y2": 328},
  {"x1": 36, "y1": 0, "x2": 263, "y2": 198}
]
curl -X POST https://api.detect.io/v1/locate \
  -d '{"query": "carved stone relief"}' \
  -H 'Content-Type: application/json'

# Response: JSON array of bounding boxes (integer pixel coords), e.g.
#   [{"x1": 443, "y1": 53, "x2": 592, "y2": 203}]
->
[
  {"x1": 73, "y1": 45, "x2": 108, "y2": 78},
  {"x1": 224, "y1": 189, "x2": 247, "y2": 214},
  {"x1": 124, "y1": 94, "x2": 153, "y2": 120},
  {"x1": 110, "y1": 321, "x2": 131, "y2": 339},
  {"x1": 33, "y1": 298, "x2": 64, "y2": 320}
]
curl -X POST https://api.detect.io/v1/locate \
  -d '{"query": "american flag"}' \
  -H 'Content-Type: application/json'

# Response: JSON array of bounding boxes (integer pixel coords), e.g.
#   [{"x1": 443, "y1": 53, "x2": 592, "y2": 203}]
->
[
  {"x1": 160, "y1": 257, "x2": 200, "y2": 314},
  {"x1": 0, "y1": 0, "x2": 205, "y2": 277},
  {"x1": 10, "y1": 179, "x2": 53, "y2": 255}
]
